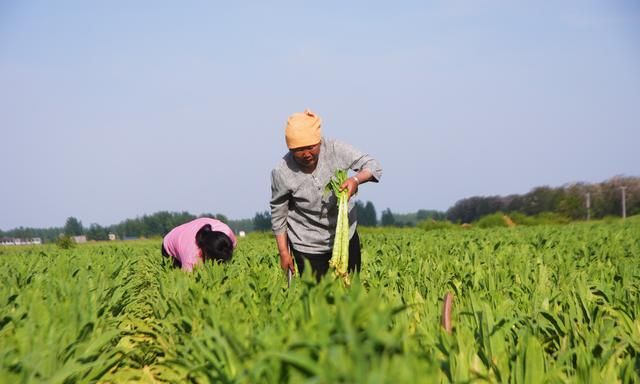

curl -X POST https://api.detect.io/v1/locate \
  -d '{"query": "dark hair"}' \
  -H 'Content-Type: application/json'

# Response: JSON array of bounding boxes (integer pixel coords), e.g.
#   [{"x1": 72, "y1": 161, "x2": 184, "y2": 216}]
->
[{"x1": 195, "y1": 224, "x2": 233, "y2": 263}]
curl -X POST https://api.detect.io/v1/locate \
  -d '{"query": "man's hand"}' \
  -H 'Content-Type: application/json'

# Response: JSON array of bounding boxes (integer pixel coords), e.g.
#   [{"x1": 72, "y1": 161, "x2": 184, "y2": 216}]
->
[
  {"x1": 280, "y1": 253, "x2": 295, "y2": 273},
  {"x1": 275, "y1": 232, "x2": 295, "y2": 273},
  {"x1": 340, "y1": 177, "x2": 359, "y2": 200}
]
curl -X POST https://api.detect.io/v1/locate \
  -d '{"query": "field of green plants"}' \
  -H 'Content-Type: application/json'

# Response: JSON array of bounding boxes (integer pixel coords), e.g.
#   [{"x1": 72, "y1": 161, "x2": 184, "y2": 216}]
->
[{"x1": 1, "y1": 217, "x2": 639, "y2": 383}]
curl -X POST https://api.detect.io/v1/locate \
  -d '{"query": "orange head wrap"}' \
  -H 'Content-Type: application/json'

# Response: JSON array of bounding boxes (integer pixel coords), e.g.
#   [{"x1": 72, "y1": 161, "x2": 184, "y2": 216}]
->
[{"x1": 285, "y1": 109, "x2": 322, "y2": 149}]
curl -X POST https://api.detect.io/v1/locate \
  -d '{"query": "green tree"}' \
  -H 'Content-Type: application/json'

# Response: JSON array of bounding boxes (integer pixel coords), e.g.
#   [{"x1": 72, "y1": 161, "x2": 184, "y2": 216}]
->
[
  {"x1": 446, "y1": 196, "x2": 505, "y2": 223},
  {"x1": 64, "y1": 217, "x2": 84, "y2": 236},
  {"x1": 214, "y1": 214, "x2": 229, "y2": 223},
  {"x1": 520, "y1": 186, "x2": 562, "y2": 215},
  {"x1": 380, "y1": 208, "x2": 395, "y2": 226},
  {"x1": 86, "y1": 223, "x2": 109, "y2": 241},
  {"x1": 227, "y1": 218, "x2": 254, "y2": 233},
  {"x1": 416, "y1": 209, "x2": 446, "y2": 221},
  {"x1": 12, "y1": 227, "x2": 35, "y2": 239},
  {"x1": 557, "y1": 185, "x2": 586, "y2": 220},
  {"x1": 113, "y1": 211, "x2": 196, "y2": 238},
  {"x1": 120, "y1": 219, "x2": 143, "y2": 238},
  {"x1": 355, "y1": 201, "x2": 377, "y2": 227},
  {"x1": 364, "y1": 201, "x2": 378, "y2": 226},
  {"x1": 253, "y1": 211, "x2": 272, "y2": 232},
  {"x1": 56, "y1": 235, "x2": 75, "y2": 249}
]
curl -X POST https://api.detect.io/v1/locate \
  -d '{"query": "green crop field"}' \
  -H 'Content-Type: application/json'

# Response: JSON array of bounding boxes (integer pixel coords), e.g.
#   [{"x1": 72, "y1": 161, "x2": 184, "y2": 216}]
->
[{"x1": 1, "y1": 218, "x2": 639, "y2": 383}]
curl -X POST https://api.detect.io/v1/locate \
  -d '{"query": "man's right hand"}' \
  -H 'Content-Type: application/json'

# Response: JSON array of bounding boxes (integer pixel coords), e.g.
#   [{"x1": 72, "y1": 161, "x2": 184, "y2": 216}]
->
[
  {"x1": 275, "y1": 232, "x2": 295, "y2": 273},
  {"x1": 280, "y1": 253, "x2": 295, "y2": 273}
]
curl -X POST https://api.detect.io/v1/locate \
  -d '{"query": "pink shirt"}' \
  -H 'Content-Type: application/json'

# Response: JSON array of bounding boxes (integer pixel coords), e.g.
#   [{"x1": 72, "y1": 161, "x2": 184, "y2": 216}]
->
[{"x1": 162, "y1": 217, "x2": 237, "y2": 271}]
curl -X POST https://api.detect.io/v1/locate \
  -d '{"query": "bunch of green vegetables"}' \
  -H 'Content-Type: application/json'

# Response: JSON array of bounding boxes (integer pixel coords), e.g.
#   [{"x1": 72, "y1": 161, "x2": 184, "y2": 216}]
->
[{"x1": 325, "y1": 169, "x2": 351, "y2": 285}]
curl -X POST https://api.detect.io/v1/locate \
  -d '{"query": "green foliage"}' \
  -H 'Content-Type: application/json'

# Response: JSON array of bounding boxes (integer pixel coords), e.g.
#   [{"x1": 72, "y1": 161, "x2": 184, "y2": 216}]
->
[
  {"x1": 325, "y1": 169, "x2": 350, "y2": 284},
  {"x1": 474, "y1": 211, "x2": 573, "y2": 228},
  {"x1": 380, "y1": 208, "x2": 395, "y2": 226},
  {"x1": 355, "y1": 200, "x2": 378, "y2": 227},
  {"x1": 557, "y1": 190, "x2": 584, "y2": 219},
  {"x1": 508, "y1": 211, "x2": 571, "y2": 226},
  {"x1": 86, "y1": 223, "x2": 109, "y2": 241},
  {"x1": 56, "y1": 235, "x2": 75, "y2": 249},
  {"x1": 601, "y1": 215, "x2": 620, "y2": 224},
  {"x1": 63, "y1": 216, "x2": 84, "y2": 236},
  {"x1": 368, "y1": 209, "x2": 447, "y2": 228},
  {"x1": 211, "y1": 213, "x2": 228, "y2": 223},
  {"x1": 417, "y1": 219, "x2": 456, "y2": 231},
  {"x1": 226, "y1": 217, "x2": 254, "y2": 233},
  {"x1": 115, "y1": 211, "x2": 196, "y2": 238},
  {"x1": 533, "y1": 211, "x2": 571, "y2": 225},
  {"x1": 446, "y1": 195, "x2": 503, "y2": 223},
  {"x1": 447, "y1": 176, "x2": 640, "y2": 223},
  {"x1": 507, "y1": 211, "x2": 537, "y2": 226},
  {"x1": 2, "y1": 218, "x2": 640, "y2": 382},
  {"x1": 513, "y1": 186, "x2": 564, "y2": 215},
  {"x1": 475, "y1": 212, "x2": 509, "y2": 228},
  {"x1": 416, "y1": 209, "x2": 446, "y2": 221},
  {"x1": 0, "y1": 227, "x2": 61, "y2": 243},
  {"x1": 252, "y1": 211, "x2": 272, "y2": 231}
]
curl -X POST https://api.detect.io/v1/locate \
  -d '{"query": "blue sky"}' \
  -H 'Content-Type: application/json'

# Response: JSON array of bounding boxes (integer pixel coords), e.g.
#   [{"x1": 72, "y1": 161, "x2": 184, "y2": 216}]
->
[{"x1": 1, "y1": 1, "x2": 639, "y2": 229}]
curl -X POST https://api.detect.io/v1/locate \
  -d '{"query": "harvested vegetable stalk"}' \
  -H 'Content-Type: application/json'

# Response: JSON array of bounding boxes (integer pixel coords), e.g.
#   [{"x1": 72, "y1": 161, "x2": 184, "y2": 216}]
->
[{"x1": 325, "y1": 169, "x2": 350, "y2": 285}]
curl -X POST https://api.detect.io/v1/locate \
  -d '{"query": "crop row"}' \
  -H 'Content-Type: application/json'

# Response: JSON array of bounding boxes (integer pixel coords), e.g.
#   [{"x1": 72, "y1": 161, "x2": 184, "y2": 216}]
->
[{"x1": 1, "y1": 218, "x2": 639, "y2": 382}]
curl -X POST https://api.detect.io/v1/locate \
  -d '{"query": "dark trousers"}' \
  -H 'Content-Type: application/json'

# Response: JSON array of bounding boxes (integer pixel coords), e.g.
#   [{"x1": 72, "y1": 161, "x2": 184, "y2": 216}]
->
[{"x1": 291, "y1": 231, "x2": 361, "y2": 282}]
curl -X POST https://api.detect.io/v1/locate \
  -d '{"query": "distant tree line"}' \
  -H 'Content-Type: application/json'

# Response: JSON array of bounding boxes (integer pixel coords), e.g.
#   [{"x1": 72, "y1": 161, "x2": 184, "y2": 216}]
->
[
  {"x1": 0, "y1": 201, "x2": 381, "y2": 242},
  {"x1": 106, "y1": 211, "x2": 262, "y2": 239},
  {"x1": 371, "y1": 176, "x2": 639, "y2": 227},
  {"x1": 379, "y1": 208, "x2": 447, "y2": 227},
  {"x1": 445, "y1": 176, "x2": 640, "y2": 223},
  {"x1": 1, "y1": 176, "x2": 637, "y2": 242},
  {"x1": 0, "y1": 227, "x2": 61, "y2": 243},
  {"x1": 0, "y1": 211, "x2": 260, "y2": 243}
]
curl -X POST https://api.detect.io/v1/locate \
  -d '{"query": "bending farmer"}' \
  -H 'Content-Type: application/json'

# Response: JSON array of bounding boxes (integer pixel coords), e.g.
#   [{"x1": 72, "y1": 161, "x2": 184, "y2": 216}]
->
[{"x1": 161, "y1": 217, "x2": 237, "y2": 271}]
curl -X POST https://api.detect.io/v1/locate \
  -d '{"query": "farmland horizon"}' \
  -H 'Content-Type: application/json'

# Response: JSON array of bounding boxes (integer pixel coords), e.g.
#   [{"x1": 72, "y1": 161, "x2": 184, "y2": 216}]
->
[{"x1": 1, "y1": 173, "x2": 637, "y2": 232}]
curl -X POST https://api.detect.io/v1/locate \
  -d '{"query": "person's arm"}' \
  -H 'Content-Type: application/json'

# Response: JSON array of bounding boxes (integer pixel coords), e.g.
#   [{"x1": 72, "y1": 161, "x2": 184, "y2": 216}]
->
[
  {"x1": 332, "y1": 140, "x2": 383, "y2": 200},
  {"x1": 340, "y1": 169, "x2": 374, "y2": 200},
  {"x1": 275, "y1": 232, "x2": 295, "y2": 273},
  {"x1": 270, "y1": 168, "x2": 295, "y2": 272}
]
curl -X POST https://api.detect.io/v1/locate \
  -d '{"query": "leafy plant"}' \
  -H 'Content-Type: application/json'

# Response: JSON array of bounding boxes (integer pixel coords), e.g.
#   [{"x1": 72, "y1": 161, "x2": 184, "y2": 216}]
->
[
  {"x1": 1, "y1": 217, "x2": 639, "y2": 382},
  {"x1": 56, "y1": 235, "x2": 75, "y2": 249},
  {"x1": 324, "y1": 169, "x2": 350, "y2": 285}
]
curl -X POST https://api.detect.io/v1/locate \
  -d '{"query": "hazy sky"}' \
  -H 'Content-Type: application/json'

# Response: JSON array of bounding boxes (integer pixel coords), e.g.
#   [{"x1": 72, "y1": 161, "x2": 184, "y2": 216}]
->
[{"x1": 1, "y1": 1, "x2": 639, "y2": 230}]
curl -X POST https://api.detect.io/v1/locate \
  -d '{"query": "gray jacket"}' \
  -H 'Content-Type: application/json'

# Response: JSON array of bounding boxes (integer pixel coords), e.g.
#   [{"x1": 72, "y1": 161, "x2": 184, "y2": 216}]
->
[{"x1": 270, "y1": 138, "x2": 382, "y2": 254}]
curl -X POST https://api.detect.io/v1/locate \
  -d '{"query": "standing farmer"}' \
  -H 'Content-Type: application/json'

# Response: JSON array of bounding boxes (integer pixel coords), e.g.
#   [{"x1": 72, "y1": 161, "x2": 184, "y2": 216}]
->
[{"x1": 270, "y1": 109, "x2": 382, "y2": 281}]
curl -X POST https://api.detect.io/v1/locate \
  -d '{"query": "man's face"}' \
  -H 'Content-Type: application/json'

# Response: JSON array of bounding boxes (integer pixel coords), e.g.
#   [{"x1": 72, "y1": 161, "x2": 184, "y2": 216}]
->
[{"x1": 290, "y1": 142, "x2": 321, "y2": 171}]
